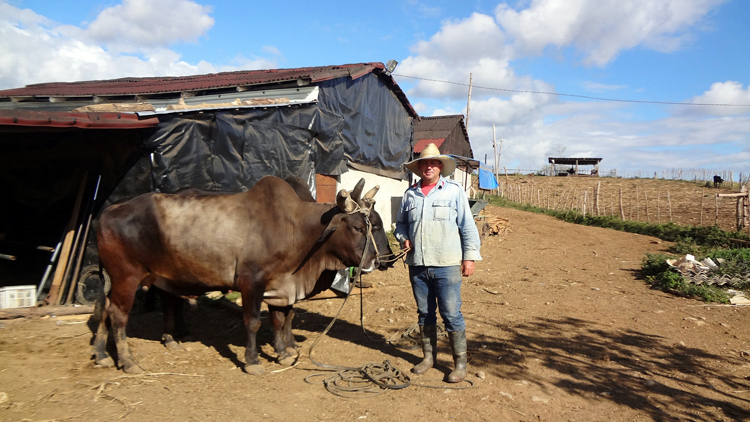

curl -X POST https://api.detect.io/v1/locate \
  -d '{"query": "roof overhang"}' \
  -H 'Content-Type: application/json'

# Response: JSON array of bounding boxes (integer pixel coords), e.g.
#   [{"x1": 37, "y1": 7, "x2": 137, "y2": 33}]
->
[
  {"x1": 548, "y1": 157, "x2": 602, "y2": 165},
  {"x1": 0, "y1": 110, "x2": 159, "y2": 130}
]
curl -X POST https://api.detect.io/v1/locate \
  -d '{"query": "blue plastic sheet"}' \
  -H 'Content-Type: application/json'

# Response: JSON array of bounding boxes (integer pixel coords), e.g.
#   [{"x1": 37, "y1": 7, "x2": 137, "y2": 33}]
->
[{"x1": 478, "y1": 163, "x2": 499, "y2": 190}]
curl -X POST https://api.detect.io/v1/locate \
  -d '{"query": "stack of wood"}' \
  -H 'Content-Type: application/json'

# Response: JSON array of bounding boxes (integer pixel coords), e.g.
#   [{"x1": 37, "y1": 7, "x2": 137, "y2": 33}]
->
[{"x1": 485, "y1": 216, "x2": 511, "y2": 237}]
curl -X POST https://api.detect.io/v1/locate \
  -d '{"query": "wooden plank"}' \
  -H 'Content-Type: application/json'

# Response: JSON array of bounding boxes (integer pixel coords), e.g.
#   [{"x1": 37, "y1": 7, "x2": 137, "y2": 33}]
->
[
  {"x1": 45, "y1": 174, "x2": 87, "y2": 306},
  {"x1": 0, "y1": 305, "x2": 93, "y2": 320}
]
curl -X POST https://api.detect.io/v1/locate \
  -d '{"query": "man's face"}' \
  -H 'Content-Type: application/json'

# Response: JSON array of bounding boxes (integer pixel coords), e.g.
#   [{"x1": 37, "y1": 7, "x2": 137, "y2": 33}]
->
[{"x1": 419, "y1": 159, "x2": 443, "y2": 185}]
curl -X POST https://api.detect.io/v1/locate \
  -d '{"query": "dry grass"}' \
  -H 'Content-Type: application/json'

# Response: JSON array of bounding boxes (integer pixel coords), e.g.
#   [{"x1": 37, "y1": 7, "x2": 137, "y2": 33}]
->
[{"x1": 476, "y1": 174, "x2": 749, "y2": 233}]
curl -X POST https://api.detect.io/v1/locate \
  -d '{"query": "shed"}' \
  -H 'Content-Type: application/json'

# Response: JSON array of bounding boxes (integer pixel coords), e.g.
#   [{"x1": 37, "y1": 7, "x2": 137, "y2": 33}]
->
[
  {"x1": 548, "y1": 157, "x2": 602, "y2": 177},
  {"x1": 0, "y1": 62, "x2": 417, "y2": 304}
]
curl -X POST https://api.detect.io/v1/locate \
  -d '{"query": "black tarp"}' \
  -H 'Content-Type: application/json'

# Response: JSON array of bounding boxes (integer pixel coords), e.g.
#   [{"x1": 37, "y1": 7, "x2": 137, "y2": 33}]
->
[{"x1": 108, "y1": 72, "x2": 412, "y2": 203}]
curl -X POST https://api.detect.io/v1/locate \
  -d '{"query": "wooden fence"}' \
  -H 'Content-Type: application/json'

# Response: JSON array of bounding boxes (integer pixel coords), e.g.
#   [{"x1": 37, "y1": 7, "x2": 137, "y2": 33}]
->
[{"x1": 488, "y1": 180, "x2": 750, "y2": 234}]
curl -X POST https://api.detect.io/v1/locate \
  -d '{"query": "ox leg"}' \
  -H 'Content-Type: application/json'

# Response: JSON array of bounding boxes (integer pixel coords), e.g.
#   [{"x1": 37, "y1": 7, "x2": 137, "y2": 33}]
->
[
  {"x1": 108, "y1": 283, "x2": 144, "y2": 374},
  {"x1": 159, "y1": 290, "x2": 189, "y2": 350},
  {"x1": 240, "y1": 283, "x2": 266, "y2": 375},
  {"x1": 269, "y1": 305, "x2": 297, "y2": 366},
  {"x1": 92, "y1": 290, "x2": 114, "y2": 368}
]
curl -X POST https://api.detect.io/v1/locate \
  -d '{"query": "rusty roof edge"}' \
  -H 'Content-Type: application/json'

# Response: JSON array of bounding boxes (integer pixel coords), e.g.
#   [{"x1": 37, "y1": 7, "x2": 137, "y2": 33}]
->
[{"x1": 0, "y1": 110, "x2": 159, "y2": 129}]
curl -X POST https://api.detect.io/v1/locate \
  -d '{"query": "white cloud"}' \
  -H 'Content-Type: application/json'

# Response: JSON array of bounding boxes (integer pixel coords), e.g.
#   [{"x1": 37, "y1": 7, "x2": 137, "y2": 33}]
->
[
  {"x1": 683, "y1": 81, "x2": 750, "y2": 116},
  {"x1": 86, "y1": 0, "x2": 214, "y2": 50},
  {"x1": 397, "y1": 13, "x2": 518, "y2": 100},
  {"x1": 495, "y1": 0, "x2": 728, "y2": 66},
  {"x1": 0, "y1": 1, "x2": 277, "y2": 89}
]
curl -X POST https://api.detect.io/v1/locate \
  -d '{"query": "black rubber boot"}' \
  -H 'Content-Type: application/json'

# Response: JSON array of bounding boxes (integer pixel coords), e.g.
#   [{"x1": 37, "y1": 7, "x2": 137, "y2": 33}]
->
[
  {"x1": 411, "y1": 325, "x2": 438, "y2": 375},
  {"x1": 447, "y1": 330, "x2": 467, "y2": 383}
]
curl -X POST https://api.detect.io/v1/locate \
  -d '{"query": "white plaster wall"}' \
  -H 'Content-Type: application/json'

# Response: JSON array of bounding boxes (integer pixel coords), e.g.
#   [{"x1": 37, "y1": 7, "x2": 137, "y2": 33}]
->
[{"x1": 339, "y1": 169, "x2": 410, "y2": 232}]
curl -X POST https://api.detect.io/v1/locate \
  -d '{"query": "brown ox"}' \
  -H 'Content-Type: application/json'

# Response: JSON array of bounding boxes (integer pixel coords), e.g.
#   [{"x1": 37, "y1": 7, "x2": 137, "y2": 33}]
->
[{"x1": 93, "y1": 175, "x2": 392, "y2": 374}]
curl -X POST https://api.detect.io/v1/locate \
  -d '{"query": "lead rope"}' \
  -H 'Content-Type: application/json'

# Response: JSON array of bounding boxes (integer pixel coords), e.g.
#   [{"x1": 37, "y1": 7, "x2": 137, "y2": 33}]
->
[{"x1": 303, "y1": 205, "x2": 472, "y2": 396}]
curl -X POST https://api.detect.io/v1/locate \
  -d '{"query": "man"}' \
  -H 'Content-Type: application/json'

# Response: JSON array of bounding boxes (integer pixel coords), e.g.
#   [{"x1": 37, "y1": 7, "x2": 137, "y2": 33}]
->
[{"x1": 394, "y1": 143, "x2": 482, "y2": 383}]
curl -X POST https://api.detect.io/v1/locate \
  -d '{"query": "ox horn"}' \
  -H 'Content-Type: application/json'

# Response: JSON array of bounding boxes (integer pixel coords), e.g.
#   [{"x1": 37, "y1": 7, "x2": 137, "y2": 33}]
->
[
  {"x1": 350, "y1": 178, "x2": 366, "y2": 203},
  {"x1": 363, "y1": 185, "x2": 379, "y2": 201},
  {"x1": 360, "y1": 185, "x2": 380, "y2": 209},
  {"x1": 336, "y1": 189, "x2": 358, "y2": 213}
]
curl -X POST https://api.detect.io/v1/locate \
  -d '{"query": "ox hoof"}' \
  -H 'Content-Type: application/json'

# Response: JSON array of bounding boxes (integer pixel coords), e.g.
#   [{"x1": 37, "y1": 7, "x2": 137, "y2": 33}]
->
[
  {"x1": 122, "y1": 363, "x2": 144, "y2": 375},
  {"x1": 95, "y1": 356, "x2": 115, "y2": 368},
  {"x1": 244, "y1": 364, "x2": 265, "y2": 375},
  {"x1": 164, "y1": 340, "x2": 182, "y2": 351},
  {"x1": 278, "y1": 355, "x2": 297, "y2": 367}
]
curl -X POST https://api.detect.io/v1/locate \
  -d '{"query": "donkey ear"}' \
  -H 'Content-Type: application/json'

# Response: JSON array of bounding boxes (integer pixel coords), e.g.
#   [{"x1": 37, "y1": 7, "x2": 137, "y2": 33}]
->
[{"x1": 316, "y1": 213, "x2": 345, "y2": 243}]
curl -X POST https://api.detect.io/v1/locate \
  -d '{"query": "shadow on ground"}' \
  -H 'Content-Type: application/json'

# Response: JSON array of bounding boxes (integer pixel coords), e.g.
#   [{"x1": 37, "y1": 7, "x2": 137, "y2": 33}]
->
[{"x1": 468, "y1": 315, "x2": 750, "y2": 421}]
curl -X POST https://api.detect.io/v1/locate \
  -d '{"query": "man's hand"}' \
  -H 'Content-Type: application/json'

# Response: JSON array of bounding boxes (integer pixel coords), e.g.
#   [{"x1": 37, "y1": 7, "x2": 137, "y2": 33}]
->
[
  {"x1": 402, "y1": 239, "x2": 413, "y2": 252},
  {"x1": 461, "y1": 260, "x2": 475, "y2": 277}
]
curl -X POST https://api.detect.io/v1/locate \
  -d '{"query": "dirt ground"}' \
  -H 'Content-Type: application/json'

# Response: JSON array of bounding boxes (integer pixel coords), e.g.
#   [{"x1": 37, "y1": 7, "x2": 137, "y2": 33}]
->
[{"x1": 2, "y1": 205, "x2": 750, "y2": 422}]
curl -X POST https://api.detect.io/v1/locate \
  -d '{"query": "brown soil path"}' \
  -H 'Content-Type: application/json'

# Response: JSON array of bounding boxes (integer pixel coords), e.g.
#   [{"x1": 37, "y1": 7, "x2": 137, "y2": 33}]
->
[{"x1": 2, "y1": 205, "x2": 749, "y2": 421}]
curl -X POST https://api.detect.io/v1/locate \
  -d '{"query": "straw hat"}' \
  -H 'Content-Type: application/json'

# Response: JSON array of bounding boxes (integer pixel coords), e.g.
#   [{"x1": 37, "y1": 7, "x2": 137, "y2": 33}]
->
[{"x1": 403, "y1": 143, "x2": 456, "y2": 178}]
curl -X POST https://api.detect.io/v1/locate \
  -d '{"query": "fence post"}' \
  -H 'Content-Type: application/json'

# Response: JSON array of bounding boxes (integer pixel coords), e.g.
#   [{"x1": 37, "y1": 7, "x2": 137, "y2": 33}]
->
[
  {"x1": 667, "y1": 190, "x2": 672, "y2": 222},
  {"x1": 583, "y1": 189, "x2": 588, "y2": 217},
  {"x1": 644, "y1": 189, "x2": 650, "y2": 223},
  {"x1": 715, "y1": 194, "x2": 719, "y2": 227},
  {"x1": 595, "y1": 182, "x2": 601, "y2": 216},
  {"x1": 619, "y1": 189, "x2": 625, "y2": 220},
  {"x1": 700, "y1": 190, "x2": 704, "y2": 225},
  {"x1": 657, "y1": 189, "x2": 661, "y2": 223}
]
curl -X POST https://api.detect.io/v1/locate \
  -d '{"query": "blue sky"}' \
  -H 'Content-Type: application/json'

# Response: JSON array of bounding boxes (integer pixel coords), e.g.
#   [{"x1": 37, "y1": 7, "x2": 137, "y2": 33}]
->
[{"x1": 1, "y1": 0, "x2": 749, "y2": 177}]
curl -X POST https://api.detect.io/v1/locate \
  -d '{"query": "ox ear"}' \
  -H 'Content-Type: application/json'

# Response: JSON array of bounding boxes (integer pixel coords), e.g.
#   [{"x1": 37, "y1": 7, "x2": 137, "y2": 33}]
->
[
  {"x1": 317, "y1": 213, "x2": 345, "y2": 243},
  {"x1": 350, "y1": 178, "x2": 366, "y2": 203},
  {"x1": 336, "y1": 189, "x2": 357, "y2": 213}
]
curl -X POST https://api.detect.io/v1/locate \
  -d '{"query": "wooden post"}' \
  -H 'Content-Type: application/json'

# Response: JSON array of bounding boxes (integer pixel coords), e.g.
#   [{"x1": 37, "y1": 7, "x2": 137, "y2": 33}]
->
[
  {"x1": 700, "y1": 190, "x2": 705, "y2": 225},
  {"x1": 619, "y1": 189, "x2": 625, "y2": 220},
  {"x1": 583, "y1": 189, "x2": 588, "y2": 217},
  {"x1": 715, "y1": 194, "x2": 719, "y2": 227},
  {"x1": 466, "y1": 73, "x2": 473, "y2": 131},
  {"x1": 657, "y1": 189, "x2": 661, "y2": 223},
  {"x1": 644, "y1": 189, "x2": 650, "y2": 223},
  {"x1": 737, "y1": 191, "x2": 744, "y2": 231},
  {"x1": 45, "y1": 174, "x2": 87, "y2": 306},
  {"x1": 667, "y1": 190, "x2": 672, "y2": 222},
  {"x1": 556, "y1": 189, "x2": 567, "y2": 210},
  {"x1": 629, "y1": 189, "x2": 633, "y2": 220},
  {"x1": 595, "y1": 181, "x2": 601, "y2": 216},
  {"x1": 635, "y1": 186, "x2": 639, "y2": 221}
]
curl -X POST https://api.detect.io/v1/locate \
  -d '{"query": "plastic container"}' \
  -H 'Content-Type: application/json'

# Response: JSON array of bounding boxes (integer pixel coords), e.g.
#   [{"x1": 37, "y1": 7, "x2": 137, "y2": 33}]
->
[{"x1": 0, "y1": 285, "x2": 37, "y2": 309}]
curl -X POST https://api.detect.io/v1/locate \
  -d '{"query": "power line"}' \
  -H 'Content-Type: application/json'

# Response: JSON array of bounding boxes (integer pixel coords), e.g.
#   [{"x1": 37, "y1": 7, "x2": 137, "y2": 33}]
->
[{"x1": 392, "y1": 74, "x2": 750, "y2": 107}]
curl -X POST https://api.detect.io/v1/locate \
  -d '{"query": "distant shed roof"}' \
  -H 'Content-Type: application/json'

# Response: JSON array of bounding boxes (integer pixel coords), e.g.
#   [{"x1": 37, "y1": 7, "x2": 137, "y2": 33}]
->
[
  {"x1": 548, "y1": 157, "x2": 602, "y2": 165},
  {"x1": 414, "y1": 115, "x2": 467, "y2": 147}
]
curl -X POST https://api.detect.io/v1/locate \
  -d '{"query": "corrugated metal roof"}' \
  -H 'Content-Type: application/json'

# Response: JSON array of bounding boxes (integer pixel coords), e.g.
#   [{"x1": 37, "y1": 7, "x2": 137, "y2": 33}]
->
[
  {"x1": 0, "y1": 110, "x2": 159, "y2": 129},
  {"x1": 0, "y1": 62, "x2": 417, "y2": 118},
  {"x1": 413, "y1": 114, "x2": 467, "y2": 141},
  {"x1": 414, "y1": 138, "x2": 446, "y2": 153}
]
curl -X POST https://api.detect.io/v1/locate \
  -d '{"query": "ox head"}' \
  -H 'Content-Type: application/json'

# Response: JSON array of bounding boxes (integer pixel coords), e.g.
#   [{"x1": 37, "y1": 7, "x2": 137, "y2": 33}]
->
[{"x1": 317, "y1": 179, "x2": 395, "y2": 273}]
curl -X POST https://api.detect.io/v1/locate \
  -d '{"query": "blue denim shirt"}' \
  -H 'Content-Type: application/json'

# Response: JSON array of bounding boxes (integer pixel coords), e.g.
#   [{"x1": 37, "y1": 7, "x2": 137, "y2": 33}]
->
[{"x1": 394, "y1": 176, "x2": 482, "y2": 267}]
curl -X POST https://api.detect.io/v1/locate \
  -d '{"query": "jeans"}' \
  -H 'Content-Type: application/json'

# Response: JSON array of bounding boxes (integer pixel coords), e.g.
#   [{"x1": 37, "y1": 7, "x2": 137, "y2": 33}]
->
[{"x1": 408, "y1": 265, "x2": 465, "y2": 332}]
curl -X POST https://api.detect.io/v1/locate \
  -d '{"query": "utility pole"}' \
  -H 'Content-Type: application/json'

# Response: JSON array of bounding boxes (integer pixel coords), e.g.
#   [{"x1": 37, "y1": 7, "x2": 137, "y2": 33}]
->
[
  {"x1": 465, "y1": 73, "x2": 473, "y2": 132},
  {"x1": 492, "y1": 124, "x2": 498, "y2": 177}
]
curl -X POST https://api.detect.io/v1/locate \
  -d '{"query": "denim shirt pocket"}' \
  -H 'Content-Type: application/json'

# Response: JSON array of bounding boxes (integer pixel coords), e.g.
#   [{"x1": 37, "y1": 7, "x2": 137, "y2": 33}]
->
[
  {"x1": 404, "y1": 199, "x2": 418, "y2": 222},
  {"x1": 432, "y1": 200, "x2": 451, "y2": 220}
]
